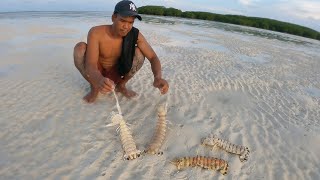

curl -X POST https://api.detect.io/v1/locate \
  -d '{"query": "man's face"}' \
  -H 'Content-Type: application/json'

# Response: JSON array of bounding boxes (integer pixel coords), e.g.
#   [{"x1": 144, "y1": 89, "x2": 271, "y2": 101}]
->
[{"x1": 112, "y1": 14, "x2": 135, "y2": 37}]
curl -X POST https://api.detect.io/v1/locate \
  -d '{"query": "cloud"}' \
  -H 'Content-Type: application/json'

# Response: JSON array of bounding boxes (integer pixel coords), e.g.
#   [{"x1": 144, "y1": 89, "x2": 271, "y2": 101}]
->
[
  {"x1": 195, "y1": 5, "x2": 245, "y2": 15},
  {"x1": 278, "y1": 0, "x2": 320, "y2": 20},
  {"x1": 237, "y1": 0, "x2": 260, "y2": 6},
  {"x1": 238, "y1": 0, "x2": 252, "y2": 5}
]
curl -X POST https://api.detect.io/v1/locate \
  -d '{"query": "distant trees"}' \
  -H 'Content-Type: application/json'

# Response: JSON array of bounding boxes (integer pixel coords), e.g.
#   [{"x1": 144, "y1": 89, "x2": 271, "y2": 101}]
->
[
  {"x1": 138, "y1": 6, "x2": 165, "y2": 16},
  {"x1": 137, "y1": 6, "x2": 182, "y2": 17},
  {"x1": 164, "y1": 7, "x2": 182, "y2": 16},
  {"x1": 138, "y1": 6, "x2": 320, "y2": 40}
]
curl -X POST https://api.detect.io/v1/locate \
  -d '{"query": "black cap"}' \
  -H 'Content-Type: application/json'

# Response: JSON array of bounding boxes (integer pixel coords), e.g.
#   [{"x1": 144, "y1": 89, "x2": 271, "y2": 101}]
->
[{"x1": 114, "y1": 0, "x2": 142, "y2": 21}]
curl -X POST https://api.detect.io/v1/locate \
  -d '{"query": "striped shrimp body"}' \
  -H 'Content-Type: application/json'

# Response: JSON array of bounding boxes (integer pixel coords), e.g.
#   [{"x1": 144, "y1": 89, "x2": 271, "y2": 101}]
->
[
  {"x1": 107, "y1": 113, "x2": 141, "y2": 160},
  {"x1": 202, "y1": 135, "x2": 250, "y2": 162},
  {"x1": 171, "y1": 156, "x2": 229, "y2": 175},
  {"x1": 145, "y1": 103, "x2": 168, "y2": 155}
]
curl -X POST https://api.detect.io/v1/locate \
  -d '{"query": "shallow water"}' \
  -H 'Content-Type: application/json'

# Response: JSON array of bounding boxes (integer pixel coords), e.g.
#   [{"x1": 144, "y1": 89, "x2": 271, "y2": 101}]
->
[{"x1": 1, "y1": 11, "x2": 319, "y2": 45}]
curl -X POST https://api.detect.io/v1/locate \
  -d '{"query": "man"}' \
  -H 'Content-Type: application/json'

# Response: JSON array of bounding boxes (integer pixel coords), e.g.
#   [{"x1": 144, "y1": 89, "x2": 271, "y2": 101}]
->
[{"x1": 73, "y1": 0, "x2": 169, "y2": 103}]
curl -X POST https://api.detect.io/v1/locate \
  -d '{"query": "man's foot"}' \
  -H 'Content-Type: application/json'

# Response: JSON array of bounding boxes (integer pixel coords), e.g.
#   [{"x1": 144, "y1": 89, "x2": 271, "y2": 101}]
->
[
  {"x1": 83, "y1": 89, "x2": 99, "y2": 103},
  {"x1": 116, "y1": 84, "x2": 137, "y2": 98}
]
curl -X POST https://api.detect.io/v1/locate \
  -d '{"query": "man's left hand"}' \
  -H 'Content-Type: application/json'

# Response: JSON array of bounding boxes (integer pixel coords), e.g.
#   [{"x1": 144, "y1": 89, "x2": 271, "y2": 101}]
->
[{"x1": 153, "y1": 78, "x2": 169, "y2": 94}]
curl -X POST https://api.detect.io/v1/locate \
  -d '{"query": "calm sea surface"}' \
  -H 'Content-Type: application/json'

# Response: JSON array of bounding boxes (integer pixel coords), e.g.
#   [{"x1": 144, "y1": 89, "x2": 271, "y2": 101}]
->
[{"x1": 0, "y1": 11, "x2": 319, "y2": 46}]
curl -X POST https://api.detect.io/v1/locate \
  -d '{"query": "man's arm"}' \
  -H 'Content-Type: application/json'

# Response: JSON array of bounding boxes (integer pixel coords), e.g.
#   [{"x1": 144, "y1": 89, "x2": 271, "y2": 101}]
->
[
  {"x1": 136, "y1": 32, "x2": 162, "y2": 79},
  {"x1": 137, "y1": 32, "x2": 169, "y2": 94},
  {"x1": 85, "y1": 27, "x2": 114, "y2": 93}
]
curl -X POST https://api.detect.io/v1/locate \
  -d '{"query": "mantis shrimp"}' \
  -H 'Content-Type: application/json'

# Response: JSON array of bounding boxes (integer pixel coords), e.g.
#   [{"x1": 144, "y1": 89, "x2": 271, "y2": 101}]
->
[
  {"x1": 144, "y1": 103, "x2": 168, "y2": 155},
  {"x1": 107, "y1": 112, "x2": 142, "y2": 160},
  {"x1": 171, "y1": 155, "x2": 229, "y2": 175},
  {"x1": 107, "y1": 90, "x2": 141, "y2": 160},
  {"x1": 201, "y1": 134, "x2": 250, "y2": 162}
]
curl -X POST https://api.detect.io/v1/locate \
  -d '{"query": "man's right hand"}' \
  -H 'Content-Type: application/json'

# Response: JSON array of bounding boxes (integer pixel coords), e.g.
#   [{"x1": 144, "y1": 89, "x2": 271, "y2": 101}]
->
[{"x1": 98, "y1": 77, "x2": 115, "y2": 94}]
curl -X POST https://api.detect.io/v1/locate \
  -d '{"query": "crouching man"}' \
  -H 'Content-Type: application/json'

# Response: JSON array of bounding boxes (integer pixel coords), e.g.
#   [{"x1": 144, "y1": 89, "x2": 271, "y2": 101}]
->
[{"x1": 73, "y1": 0, "x2": 169, "y2": 103}]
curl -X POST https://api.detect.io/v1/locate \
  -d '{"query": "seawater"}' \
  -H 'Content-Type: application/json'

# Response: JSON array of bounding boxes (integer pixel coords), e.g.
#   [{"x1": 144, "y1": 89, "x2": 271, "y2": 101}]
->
[{"x1": 0, "y1": 11, "x2": 319, "y2": 45}]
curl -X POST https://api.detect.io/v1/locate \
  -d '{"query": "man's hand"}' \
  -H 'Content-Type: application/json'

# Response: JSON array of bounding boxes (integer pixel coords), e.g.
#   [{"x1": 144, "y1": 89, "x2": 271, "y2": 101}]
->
[
  {"x1": 98, "y1": 77, "x2": 115, "y2": 94},
  {"x1": 153, "y1": 78, "x2": 169, "y2": 94}
]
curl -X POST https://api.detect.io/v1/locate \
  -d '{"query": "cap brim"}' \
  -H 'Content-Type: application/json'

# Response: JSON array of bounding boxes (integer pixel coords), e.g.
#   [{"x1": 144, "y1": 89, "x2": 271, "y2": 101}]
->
[{"x1": 119, "y1": 11, "x2": 142, "y2": 21}]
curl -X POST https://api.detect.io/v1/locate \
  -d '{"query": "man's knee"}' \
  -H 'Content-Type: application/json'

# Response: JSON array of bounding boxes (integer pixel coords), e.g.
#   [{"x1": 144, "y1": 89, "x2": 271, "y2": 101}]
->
[
  {"x1": 127, "y1": 47, "x2": 145, "y2": 77},
  {"x1": 73, "y1": 42, "x2": 87, "y2": 69},
  {"x1": 135, "y1": 47, "x2": 145, "y2": 61},
  {"x1": 74, "y1": 42, "x2": 87, "y2": 58}
]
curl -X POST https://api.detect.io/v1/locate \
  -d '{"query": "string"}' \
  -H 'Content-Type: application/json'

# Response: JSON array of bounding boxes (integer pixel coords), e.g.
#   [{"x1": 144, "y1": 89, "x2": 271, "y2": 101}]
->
[{"x1": 112, "y1": 90, "x2": 122, "y2": 115}]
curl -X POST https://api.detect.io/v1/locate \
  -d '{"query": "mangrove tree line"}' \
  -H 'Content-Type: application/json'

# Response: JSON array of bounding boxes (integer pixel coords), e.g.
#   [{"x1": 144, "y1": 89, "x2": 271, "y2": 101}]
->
[{"x1": 138, "y1": 6, "x2": 320, "y2": 40}]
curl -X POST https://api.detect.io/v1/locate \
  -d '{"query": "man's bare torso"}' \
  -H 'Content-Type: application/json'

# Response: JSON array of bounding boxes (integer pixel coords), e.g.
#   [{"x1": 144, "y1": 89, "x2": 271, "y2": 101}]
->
[{"x1": 93, "y1": 25, "x2": 122, "y2": 71}]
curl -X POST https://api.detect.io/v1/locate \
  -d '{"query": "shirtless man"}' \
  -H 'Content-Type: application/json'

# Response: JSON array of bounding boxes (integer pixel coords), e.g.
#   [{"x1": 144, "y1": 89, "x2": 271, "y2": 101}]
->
[{"x1": 73, "y1": 0, "x2": 169, "y2": 103}]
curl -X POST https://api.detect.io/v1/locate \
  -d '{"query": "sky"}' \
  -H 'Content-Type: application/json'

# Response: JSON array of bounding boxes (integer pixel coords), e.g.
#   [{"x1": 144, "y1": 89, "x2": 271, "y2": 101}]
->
[{"x1": 1, "y1": 0, "x2": 319, "y2": 31}]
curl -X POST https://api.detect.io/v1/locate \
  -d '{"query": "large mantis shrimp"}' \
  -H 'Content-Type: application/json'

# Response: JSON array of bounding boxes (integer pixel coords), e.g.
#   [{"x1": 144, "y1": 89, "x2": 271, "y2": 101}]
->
[
  {"x1": 144, "y1": 103, "x2": 168, "y2": 155},
  {"x1": 201, "y1": 134, "x2": 250, "y2": 162},
  {"x1": 171, "y1": 156, "x2": 229, "y2": 175},
  {"x1": 107, "y1": 91, "x2": 141, "y2": 160},
  {"x1": 107, "y1": 112, "x2": 142, "y2": 160}
]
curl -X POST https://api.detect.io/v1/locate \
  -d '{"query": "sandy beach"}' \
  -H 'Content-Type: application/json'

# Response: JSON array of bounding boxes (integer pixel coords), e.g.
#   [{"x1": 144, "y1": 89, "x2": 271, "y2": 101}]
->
[{"x1": 1, "y1": 12, "x2": 320, "y2": 180}]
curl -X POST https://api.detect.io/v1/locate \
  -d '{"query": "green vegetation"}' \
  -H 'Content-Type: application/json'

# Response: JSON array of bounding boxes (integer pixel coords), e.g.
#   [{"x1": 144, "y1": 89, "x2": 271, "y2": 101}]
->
[{"x1": 138, "y1": 6, "x2": 320, "y2": 40}]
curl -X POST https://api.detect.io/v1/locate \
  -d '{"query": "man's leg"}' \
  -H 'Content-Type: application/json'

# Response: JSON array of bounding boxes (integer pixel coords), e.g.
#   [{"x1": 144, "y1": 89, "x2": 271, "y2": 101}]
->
[
  {"x1": 116, "y1": 47, "x2": 145, "y2": 97},
  {"x1": 73, "y1": 42, "x2": 99, "y2": 103}
]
